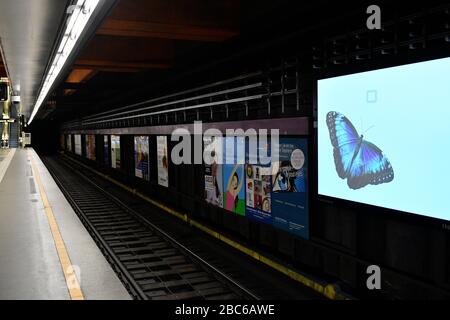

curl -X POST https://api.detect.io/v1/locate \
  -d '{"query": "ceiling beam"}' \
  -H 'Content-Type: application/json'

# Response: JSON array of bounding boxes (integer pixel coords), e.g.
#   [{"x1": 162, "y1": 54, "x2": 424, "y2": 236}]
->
[
  {"x1": 98, "y1": 19, "x2": 238, "y2": 42},
  {"x1": 108, "y1": 0, "x2": 240, "y2": 27},
  {"x1": 74, "y1": 59, "x2": 171, "y2": 72},
  {"x1": 61, "y1": 82, "x2": 89, "y2": 90},
  {"x1": 66, "y1": 69, "x2": 98, "y2": 83}
]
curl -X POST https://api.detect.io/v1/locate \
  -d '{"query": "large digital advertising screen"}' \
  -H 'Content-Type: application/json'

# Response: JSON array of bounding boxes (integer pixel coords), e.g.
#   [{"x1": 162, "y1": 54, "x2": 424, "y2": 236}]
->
[{"x1": 318, "y1": 57, "x2": 450, "y2": 222}]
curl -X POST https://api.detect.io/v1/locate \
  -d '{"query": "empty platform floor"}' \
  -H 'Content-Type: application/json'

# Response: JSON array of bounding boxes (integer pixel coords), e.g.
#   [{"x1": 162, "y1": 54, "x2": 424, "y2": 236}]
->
[{"x1": 0, "y1": 148, "x2": 130, "y2": 300}]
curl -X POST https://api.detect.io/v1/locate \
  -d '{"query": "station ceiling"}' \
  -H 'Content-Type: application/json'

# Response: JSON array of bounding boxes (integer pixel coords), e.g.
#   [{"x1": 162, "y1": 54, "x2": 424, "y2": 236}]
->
[
  {"x1": 0, "y1": 0, "x2": 70, "y2": 116},
  {"x1": 51, "y1": 0, "x2": 312, "y2": 121},
  {"x1": 0, "y1": 0, "x2": 372, "y2": 122},
  {"x1": 56, "y1": 0, "x2": 244, "y2": 118}
]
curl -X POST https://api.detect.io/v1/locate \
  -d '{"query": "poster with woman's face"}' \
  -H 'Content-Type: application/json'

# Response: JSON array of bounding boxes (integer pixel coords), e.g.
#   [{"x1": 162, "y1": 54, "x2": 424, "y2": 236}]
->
[
  {"x1": 157, "y1": 136, "x2": 169, "y2": 187},
  {"x1": 204, "y1": 136, "x2": 223, "y2": 208},
  {"x1": 134, "y1": 136, "x2": 150, "y2": 181},
  {"x1": 271, "y1": 138, "x2": 309, "y2": 239},
  {"x1": 222, "y1": 137, "x2": 246, "y2": 216}
]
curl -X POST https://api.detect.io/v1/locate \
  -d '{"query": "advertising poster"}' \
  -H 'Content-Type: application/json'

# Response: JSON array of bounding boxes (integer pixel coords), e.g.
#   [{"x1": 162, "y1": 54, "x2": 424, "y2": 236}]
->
[
  {"x1": 157, "y1": 136, "x2": 169, "y2": 187},
  {"x1": 134, "y1": 136, "x2": 150, "y2": 181},
  {"x1": 318, "y1": 57, "x2": 450, "y2": 222},
  {"x1": 103, "y1": 135, "x2": 110, "y2": 166},
  {"x1": 222, "y1": 136, "x2": 245, "y2": 216},
  {"x1": 245, "y1": 140, "x2": 273, "y2": 223},
  {"x1": 60, "y1": 134, "x2": 65, "y2": 150},
  {"x1": 67, "y1": 134, "x2": 72, "y2": 152},
  {"x1": 204, "y1": 136, "x2": 223, "y2": 208},
  {"x1": 271, "y1": 138, "x2": 309, "y2": 239},
  {"x1": 86, "y1": 135, "x2": 96, "y2": 161},
  {"x1": 74, "y1": 134, "x2": 82, "y2": 156},
  {"x1": 111, "y1": 135, "x2": 121, "y2": 170}
]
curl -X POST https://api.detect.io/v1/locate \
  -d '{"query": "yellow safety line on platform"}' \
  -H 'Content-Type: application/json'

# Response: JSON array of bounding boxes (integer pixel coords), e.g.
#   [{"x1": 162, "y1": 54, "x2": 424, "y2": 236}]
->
[
  {"x1": 64, "y1": 154, "x2": 350, "y2": 300},
  {"x1": 31, "y1": 151, "x2": 84, "y2": 301}
]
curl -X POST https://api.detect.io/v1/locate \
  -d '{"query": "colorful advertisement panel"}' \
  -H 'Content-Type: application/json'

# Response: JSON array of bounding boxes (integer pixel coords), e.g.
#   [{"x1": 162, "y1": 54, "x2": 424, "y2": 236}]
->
[
  {"x1": 134, "y1": 136, "x2": 150, "y2": 181},
  {"x1": 271, "y1": 138, "x2": 309, "y2": 239},
  {"x1": 111, "y1": 135, "x2": 121, "y2": 170},
  {"x1": 204, "y1": 136, "x2": 223, "y2": 208},
  {"x1": 245, "y1": 139, "x2": 273, "y2": 225},
  {"x1": 74, "y1": 134, "x2": 82, "y2": 156},
  {"x1": 157, "y1": 136, "x2": 169, "y2": 187},
  {"x1": 86, "y1": 135, "x2": 96, "y2": 161},
  {"x1": 223, "y1": 136, "x2": 245, "y2": 216}
]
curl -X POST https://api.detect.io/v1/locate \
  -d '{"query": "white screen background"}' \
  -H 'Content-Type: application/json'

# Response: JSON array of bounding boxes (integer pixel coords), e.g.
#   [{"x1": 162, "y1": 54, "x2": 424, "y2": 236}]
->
[{"x1": 318, "y1": 57, "x2": 450, "y2": 221}]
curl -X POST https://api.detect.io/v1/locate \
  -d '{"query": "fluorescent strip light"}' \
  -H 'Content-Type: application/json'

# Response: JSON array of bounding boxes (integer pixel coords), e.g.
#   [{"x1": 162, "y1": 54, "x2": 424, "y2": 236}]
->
[{"x1": 28, "y1": 0, "x2": 99, "y2": 125}]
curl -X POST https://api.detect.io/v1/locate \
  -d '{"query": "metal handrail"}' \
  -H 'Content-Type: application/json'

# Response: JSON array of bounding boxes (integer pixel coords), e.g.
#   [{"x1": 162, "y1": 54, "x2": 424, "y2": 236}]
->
[
  {"x1": 82, "y1": 71, "x2": 263, "y2": 120},
  {"x1": 83, "y1": 94, "x2": 265, "y2": 126},
  {"x1": 85, "y1": 82, "x2": 263, "y2": 122}
]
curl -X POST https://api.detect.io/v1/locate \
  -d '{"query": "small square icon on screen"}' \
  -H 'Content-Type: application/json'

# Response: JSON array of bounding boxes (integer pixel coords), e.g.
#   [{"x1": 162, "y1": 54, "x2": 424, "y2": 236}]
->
[{"x1": 367, "y1": 90, "x2": 378, "y2": 103}]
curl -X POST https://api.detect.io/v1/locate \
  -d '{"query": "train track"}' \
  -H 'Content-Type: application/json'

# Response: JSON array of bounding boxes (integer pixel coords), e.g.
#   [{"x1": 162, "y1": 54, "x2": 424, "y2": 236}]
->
[{"x1": 43, "y1": 156, "x2": 259, "y2": 300}]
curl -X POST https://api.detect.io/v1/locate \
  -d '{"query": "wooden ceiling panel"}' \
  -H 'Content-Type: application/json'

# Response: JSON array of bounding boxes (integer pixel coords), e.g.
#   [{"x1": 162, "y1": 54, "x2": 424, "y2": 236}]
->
[
  {"x1": 98, "y1": 19, "x2": 237, "y2": 42},
  {"x1": 57, "y1": 0, "x2": 242, "y2": 108},
  {"x1": 109, "y1": 0, "x2": 239, "y2": 27},
  {"x1": 66, "y1": 69, "x2": 97, "y2": 83},
  {"x1": 75, "y1": 36, "x2": 174, "y2": 72},
  {"x1": 98, "y1": 0, "x2": 239, "y2": 42}
]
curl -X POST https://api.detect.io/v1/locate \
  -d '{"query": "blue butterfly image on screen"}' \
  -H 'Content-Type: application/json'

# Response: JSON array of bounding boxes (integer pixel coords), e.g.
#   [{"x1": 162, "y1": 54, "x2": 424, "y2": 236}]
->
[{"x1": 326, "y1": 111, "x2": 394, "y2": 190}]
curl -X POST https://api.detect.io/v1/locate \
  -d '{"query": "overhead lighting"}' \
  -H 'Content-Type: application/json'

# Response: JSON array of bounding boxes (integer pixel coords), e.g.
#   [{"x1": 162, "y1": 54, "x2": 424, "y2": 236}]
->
[{"x1": 28, "y1": 0, "x2": 99, "y2": 125}]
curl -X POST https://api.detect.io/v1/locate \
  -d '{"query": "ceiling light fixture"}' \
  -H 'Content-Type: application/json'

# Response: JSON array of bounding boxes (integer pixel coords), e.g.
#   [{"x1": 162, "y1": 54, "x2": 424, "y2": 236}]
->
[{"x1": 28, "y1": 0, "x2": 99, "y2": 125}]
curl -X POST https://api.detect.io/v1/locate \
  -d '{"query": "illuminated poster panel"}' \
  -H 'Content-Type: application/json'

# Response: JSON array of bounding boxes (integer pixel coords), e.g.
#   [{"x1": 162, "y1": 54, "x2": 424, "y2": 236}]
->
[
  {"x1": 111, "y1": 135, "x2": 121, "y2": 169},
  {"x1": 271, "y1": 138, "x2": 309, "y2": 239},
  {"x1": 222, "y1": 136, "x2": 245, "y2": 216},
  {"x1": 134, "y1": 136, "x2": 150, "y2": 181},
  {"x1": 204, "y1": 136, "x2": 223, "y2": 208},
  {"x1": 318, "y1": 57, "x2": 450, "y2": 222},
  {"x1": 60, "y1": 134, "x2": 65, "y2": 150},
  {"x1": 67, "y1": 134, "x2": 72, "y2": 152},
  {"x1": 245, "y1": 142, "x2": 272, "y2": 224},
  {"x1": 103, "y1": 135, "x2": 110, "y2": 166},
  {"x1": 74, "y1": 134, "x2": 82, "y2": 156},
  {"x1": 86, "y1": 135, "x2": 96, "y2": 161},
  {"x1": 157, "y1": 136, "x2": 169, "y2": 187}
]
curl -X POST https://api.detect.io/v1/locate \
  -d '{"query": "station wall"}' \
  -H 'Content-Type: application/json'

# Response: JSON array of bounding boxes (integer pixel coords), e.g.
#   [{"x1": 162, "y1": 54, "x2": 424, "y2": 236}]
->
[
  {"x1": 62, "y1": 116, "x2": 450, "y2": 299},
  {"x1": 54, "y1": 2, "x2": 450, "y2": 299}
]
